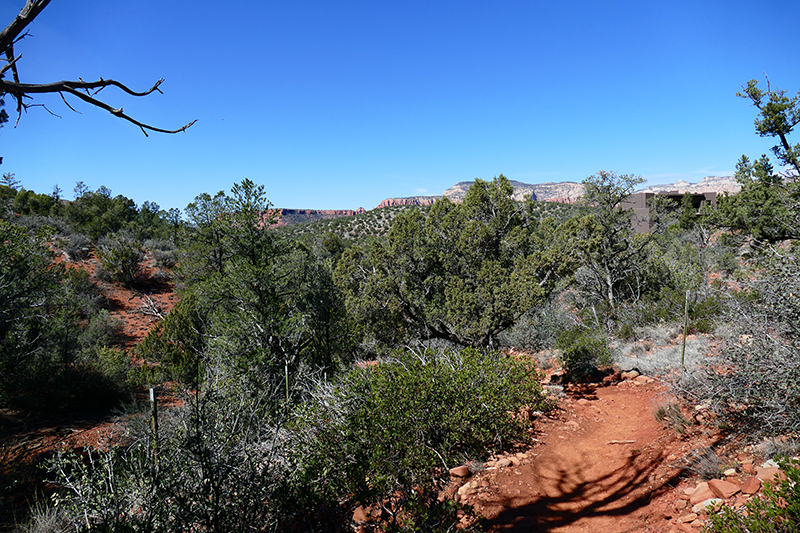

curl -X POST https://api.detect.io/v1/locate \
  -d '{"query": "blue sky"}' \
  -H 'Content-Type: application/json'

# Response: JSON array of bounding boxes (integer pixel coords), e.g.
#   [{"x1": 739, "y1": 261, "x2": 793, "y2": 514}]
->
[{"x1": 2, "y1": 0, "x2": 799, "y2": 211}]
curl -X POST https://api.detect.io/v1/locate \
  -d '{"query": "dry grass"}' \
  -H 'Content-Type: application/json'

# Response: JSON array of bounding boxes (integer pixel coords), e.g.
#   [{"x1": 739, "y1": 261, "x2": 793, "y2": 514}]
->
[{"x1": 613, "y1": 334, "x2": 709, "y2": 376}]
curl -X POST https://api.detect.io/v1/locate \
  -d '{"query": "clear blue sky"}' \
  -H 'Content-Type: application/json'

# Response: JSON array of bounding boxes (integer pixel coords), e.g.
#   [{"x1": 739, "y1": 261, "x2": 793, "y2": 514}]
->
[{"x1": 2, "y1": 0, "x2": 799, "y2": 211}]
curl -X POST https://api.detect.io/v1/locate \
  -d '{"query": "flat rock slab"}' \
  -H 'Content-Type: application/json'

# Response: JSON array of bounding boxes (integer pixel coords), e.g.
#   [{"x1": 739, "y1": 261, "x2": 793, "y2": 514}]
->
[
  {"x1": 756, "y1": 467, "x2": 787, "y2": 484},
  {"x1": 689, "y1": 482, "x2": 715, "y2": 505},
  {"x1": 740, "y1": 476, "x2": 762, "y2": 495},
  {"x1": 708, "y1": 479, "x2": 740, "y2": 499}
]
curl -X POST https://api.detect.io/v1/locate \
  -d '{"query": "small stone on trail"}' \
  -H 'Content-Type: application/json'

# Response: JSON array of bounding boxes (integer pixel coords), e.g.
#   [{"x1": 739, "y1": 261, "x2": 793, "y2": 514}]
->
[
  {"x1": 723, "y1": 468, "x2": 737, "y2": 476},
  {"x1": 449, "y1": 465, "x2": 470, "y2": 478},
  {"x1": 692, "y1": 498, "x2": 722, "y2": 514}
]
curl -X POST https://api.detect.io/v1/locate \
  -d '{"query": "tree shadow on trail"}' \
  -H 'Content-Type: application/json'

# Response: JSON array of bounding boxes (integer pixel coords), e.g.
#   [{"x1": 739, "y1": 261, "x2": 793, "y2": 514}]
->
[{"x1": 484, "y1": 436, "x2": 685, "y2": 532}]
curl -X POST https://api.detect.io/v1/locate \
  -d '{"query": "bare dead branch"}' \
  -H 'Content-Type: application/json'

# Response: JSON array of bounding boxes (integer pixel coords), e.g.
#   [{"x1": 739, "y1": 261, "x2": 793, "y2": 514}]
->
[
  {"x1": 2, "y1": 77, "x2": 168, "y2": 98},
  {"x1": 0, "y1": 52, "x2": 21, "y2": 77},
  {"x1": 0, "y1": 0, "x2": 52, "y2": 52},
  {"x1": 58, "y1": 91, "x2": 79, "y2": 114},
  {"x1": 1, "y1": 78, "x2": 197, "y2": 135},
  {"x1": 137, "y1": 294, "x2": 166, "y2": 320},
  {"x1": 1, "y1": 0, "x2": 195, "y2": 135}
]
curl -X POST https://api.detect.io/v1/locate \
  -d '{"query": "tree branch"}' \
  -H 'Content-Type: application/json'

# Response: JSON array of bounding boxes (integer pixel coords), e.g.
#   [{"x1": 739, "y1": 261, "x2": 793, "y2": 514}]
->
[
  {"x1": 0, "y1": 78, "x2": 196, "y2": 135},
  {"x1": 1, "y1": 1, "x2": 195, "y2": 135},
  {"x1": 0, "y1": 0, "x2": 52, "y2": 52}
]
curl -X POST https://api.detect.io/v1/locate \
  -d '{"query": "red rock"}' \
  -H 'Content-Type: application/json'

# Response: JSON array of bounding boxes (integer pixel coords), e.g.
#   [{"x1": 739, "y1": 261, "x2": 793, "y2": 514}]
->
[
  {"x1": 353, "y1": 505, "x2": 373, "y2": 523},
  {"x1": 449, "y1": 465, "x2": 470, "y2": 478},
  {"x1": 374, "y1": 197, "x2": 440, "y2": 209},
  {"x1": 678, "y1": 512, "x2": 698, "y2": 523},
  {"x1": 708, "y1": 479, "x2": 740, "y2": 499},
  {"x1": 741, "y1": 463, "x2": 755, "y2": 474},
  {"x1": 689, "y1": 482, "x2": 715, "y2": 505},
  {"x1": 756, "y1": 467, "x2": 787, "y2": 484},
  {"x1": 740, "y1": 476, "x2": 761, "y2": 495}
]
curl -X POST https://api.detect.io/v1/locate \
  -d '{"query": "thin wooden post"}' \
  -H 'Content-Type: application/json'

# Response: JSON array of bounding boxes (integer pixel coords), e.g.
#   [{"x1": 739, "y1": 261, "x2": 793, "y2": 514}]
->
[
  {"x1": 285, "y1": 362, "x2": 289, "y2": 404},
  {"x1": 680, "y1": 290, "x2": 690, "y2": 371},
  {"x1": 150, "y1": 387, "x2": 159, "y2": 480}
]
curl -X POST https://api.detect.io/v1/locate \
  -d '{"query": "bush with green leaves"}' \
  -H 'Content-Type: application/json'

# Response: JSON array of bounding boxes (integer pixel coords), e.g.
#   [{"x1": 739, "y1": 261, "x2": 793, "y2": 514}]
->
[
  {"x1": 64, "y1": 232, "x2": 92, "y2": 261},
  {"x1": 706, "y1": 458, "x2": 800, "y2": 532},
  {"x1": 145, "y1": 238, "x2": 178, "y2": 269},
  {"x1": 96, "y1": 235, "x2": 145, "y2": 286},
  {"x1": 498, "y1": 297, "x2": 575, "y2": 351},
  {"x1": 288, "y1": 347, "x2": 549, "y2": 513},
  {"x1": 555, "y1": 327, "x2": 612, "y2": 376}
]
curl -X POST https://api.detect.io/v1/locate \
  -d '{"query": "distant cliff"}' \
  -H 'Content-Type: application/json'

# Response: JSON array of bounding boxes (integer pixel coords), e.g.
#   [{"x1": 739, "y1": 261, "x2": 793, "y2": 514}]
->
[
  {"x1": 639, "y1": 176, "x2": 740, "y2": 195},
  {"x1": 272, "y1": 176, "x2": 741, "y2": 228},
  {"x1": 270, "y1": 207, "x2": 366, "y2": 227},
  {"x1": 374, "y1": 196, "x2": 441, "y2": 209},
  {"x1": 442, "y1": 180, "x2": 588, "y2": 203}
]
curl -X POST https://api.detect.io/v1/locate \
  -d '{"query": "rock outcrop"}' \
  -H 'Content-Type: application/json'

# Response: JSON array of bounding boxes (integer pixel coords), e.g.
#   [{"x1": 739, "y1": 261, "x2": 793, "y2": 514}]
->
[
  {"x1": 374, "y1": 196, "x2": 441, "y2": 209},
  {"x1": 640, "y1": 175, "x2": 740, "y2": 195},
  {"x1": 269, "y1": 207, "x2": 366, "y2": 227}
]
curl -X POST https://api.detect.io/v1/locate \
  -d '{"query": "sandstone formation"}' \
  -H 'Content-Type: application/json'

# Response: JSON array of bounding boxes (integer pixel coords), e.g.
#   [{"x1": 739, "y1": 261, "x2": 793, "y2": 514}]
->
[
  {"x1": 373, "y1": 196, "x2": 441, "y2": 209},
  {"x1": 640, "y1": 175, "x2": 740, "y2": 195},
  {"x1": 442, "y1": 180, "x2": 541, "y2": 202}
]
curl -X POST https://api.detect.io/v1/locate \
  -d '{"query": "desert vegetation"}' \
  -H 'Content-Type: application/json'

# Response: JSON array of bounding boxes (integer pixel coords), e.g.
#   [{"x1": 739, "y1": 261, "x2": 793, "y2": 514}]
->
[{"x1": 1, "y1": 77, "x2": 799, "y2": 531}]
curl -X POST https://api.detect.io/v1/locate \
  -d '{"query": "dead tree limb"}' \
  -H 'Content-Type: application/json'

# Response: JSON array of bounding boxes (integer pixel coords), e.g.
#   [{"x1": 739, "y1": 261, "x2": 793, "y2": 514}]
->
[{"x1": 0, "y1": 0, "x2": 195, "y2": 135}]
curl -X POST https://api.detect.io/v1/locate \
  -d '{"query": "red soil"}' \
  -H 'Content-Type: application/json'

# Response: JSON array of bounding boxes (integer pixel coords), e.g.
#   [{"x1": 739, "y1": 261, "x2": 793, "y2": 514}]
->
[{"x1": 459, "y1": 378, "x2": 729, "y2": 532}]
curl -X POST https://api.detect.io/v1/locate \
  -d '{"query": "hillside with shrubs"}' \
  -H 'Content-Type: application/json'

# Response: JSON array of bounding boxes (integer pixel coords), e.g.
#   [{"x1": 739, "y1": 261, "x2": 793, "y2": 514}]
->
[{"x1": 1, "y1": 77, "x2": 800, "y2": 532}]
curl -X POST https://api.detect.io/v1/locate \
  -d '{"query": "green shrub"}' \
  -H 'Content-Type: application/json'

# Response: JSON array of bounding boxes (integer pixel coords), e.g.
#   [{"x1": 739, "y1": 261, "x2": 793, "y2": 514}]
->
[
  {"x1": 555, "y1": 328, "x2": 612, "y2": 375},
  {"x1": 135, "y1": 293, "x2": 206, "y2": 385},
  {"x1": 78, "y1": 309, "x2": 124, "y2": 352},
  {"x1": 706, "y1": 458, "x2": 800, "y2": 532},
  {"x1": 74, "y1": 346, "x2": 135, "y2": 405},
  {"x1": 499, "y1": 298, "x2": 574, "y2": 351},
  {"x1": 97, "y1": 236, "x2": 144, "y2": 286},
  {"x1": 40, "y1": 365, "x2": 296, "y2": 533},
  {"x1": 145, "y1": 238, "x2": 178, "y2": 269},
  {"x1": 64, "y1": 232, "x2": 92, "y2": 261},
  {"x1": 289, "y1": 347, "x2": 549, "y2": 514}
]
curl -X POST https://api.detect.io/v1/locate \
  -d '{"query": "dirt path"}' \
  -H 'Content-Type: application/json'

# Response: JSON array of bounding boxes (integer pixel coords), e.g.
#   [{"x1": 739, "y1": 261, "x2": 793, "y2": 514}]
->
[{"x1": 462, "y1": 379, "x2": 698, "y2": 532}]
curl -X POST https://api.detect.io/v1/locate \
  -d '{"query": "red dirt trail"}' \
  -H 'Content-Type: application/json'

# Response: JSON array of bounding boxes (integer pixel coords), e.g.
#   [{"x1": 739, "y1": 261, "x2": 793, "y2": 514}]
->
[{"x1": 463, "y1": 380, "x2": 705, "y2": 533}]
